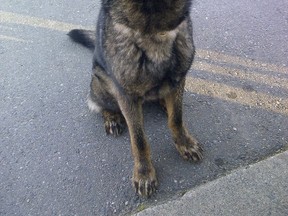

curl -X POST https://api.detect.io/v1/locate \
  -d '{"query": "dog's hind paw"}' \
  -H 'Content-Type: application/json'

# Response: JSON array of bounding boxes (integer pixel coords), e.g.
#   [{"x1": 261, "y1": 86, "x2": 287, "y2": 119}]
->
[
  {"x1": 104, "y1": 120, "x2": 125, "y2": 136},
  {"x1": 102, "y1": 110, "x2": 125, "y2": 136}
]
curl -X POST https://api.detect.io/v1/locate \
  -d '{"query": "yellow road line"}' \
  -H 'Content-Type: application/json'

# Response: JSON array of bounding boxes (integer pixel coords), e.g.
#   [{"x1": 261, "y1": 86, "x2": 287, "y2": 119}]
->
[
  {"x1": 0, "y1": 34, "x2": 27, "y2": 42},
  {"x1": 193, "y1": 61, "x2": 288, "y2": 90},
  {"x1": 196, "y1": 49, "x2": 288, "y2": 74},
  {"x1": 0, "y1": 10, "x2": 91, "y2": 32},
  {"x1": 185, "y1": 77, "x2": 288, "y2": 115}
]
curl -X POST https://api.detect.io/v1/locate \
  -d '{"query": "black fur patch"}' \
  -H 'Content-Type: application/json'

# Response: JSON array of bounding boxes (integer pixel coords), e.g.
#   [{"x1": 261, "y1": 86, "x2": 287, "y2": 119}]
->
[{"x1": 68, "y1": 29, "x2": 95, "y2": 50}]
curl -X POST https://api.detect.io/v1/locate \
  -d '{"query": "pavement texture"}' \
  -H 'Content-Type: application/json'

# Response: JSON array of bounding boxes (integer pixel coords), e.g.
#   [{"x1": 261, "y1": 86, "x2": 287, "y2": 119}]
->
[
  {"x1": 1, "y1": 0, "x2": 288, "y2": 215},
  {"x1": 134, "y1": 151, "x2": 288, "y2": 216}
]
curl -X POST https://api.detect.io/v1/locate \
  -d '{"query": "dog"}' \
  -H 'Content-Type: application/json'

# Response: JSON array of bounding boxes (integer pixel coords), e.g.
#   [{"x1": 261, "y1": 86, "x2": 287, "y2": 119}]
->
[{"x1": 68, "y1": 0, "x2": 203, "y2": 197}]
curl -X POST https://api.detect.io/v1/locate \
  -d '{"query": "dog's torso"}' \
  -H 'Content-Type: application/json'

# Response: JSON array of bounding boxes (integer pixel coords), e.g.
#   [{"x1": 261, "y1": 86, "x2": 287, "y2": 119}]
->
[{"x1": 94, "y1": 0, "x2": 195, "y2": 99}]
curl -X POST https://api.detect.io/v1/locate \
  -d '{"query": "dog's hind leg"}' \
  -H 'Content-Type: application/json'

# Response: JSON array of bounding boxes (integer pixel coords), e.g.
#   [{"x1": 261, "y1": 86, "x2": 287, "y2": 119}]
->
[
  {"x1": 87, "y1": 93, "x2": 125, "y2": 136},
  {"x1": 89, "y1": 66, "x2": 126, "y2": 136},
  {"x1": 164, "y1": 79, "x2": 203, "y2": 161}
]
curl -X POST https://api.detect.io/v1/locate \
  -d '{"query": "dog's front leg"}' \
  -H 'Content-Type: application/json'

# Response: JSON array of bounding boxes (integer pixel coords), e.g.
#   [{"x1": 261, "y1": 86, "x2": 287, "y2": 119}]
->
[
  {"x1": 118, "y1": 97, "x2": 158, "y2": 197},
  {"x1": 164, "y1": 80, "x2": 203, "y2": 161}
]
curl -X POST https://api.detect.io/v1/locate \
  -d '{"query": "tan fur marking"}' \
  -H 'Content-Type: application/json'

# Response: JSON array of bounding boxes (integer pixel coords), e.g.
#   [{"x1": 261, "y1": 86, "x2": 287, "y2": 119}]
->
[{"x1": 114, "y1": 23, "x2": 132, "y2": 35}]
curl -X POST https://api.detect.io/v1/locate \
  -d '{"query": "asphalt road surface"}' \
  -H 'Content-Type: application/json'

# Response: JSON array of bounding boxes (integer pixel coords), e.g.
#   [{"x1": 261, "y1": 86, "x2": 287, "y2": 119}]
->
[{"x1": 1, "y1": 0, "x2": 287, "y2": 215}]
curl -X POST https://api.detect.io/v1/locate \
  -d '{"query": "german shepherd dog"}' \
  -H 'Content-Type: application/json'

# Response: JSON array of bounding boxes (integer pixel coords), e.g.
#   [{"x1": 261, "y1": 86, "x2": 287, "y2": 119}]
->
[{"x1": 68, "y1": 0, "x2": 203, "y2": 197}]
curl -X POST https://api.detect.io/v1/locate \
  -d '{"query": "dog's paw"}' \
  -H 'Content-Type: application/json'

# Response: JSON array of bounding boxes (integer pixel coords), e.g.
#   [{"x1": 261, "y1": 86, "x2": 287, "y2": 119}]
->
[
  {"x1": 102, "y1": 111, "x2": 125, "y2": 136},
  {"x1": 104, "y1": 119, "x2": 125, "y2": 136},
  {"x1": 175, "y1": 136, "x2": 203, "y2": 161},
  {"x1": 132, "y1": 165, "x2": 158, "y2": 197}
]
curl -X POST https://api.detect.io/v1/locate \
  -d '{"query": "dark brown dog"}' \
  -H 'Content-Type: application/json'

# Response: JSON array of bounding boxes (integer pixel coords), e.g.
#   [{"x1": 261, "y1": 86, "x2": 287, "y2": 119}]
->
[{"x1": 68, "y1": 0, "x2": 203, "y2": 197}]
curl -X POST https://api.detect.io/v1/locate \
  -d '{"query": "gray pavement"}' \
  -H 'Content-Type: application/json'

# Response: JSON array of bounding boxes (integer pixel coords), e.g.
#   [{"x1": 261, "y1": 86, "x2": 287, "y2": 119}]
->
[
  {"x1": 135, "y1": 151, "x2": 288, "y2": 216},
  {"x1": 1, "y1": 0, "x2": 288, "y2": 215}
]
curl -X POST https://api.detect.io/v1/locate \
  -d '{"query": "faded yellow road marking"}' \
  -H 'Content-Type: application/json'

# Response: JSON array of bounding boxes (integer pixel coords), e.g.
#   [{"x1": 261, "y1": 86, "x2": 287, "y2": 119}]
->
[
  {"x1": 0, "y1": 10, "x2": 91, "y2": 32},
  {"x1": 185, "y1": 77, "x2": 288, "y2": 115},
  {"x1": 0, "y1": 34, "x2": 27, "y2": 42},
  {"x1": 196, "y1": 49, "x2": 288, "y2": 74},
  {"x1": 193, "y1": 61, "x2": 288, "y2": 90}
]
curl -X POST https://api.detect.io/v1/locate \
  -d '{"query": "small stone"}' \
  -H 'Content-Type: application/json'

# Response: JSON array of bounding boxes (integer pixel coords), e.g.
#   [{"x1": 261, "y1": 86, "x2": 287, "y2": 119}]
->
[{"x1": 227, "y1": 92, "x2": 237, "y2": 99}]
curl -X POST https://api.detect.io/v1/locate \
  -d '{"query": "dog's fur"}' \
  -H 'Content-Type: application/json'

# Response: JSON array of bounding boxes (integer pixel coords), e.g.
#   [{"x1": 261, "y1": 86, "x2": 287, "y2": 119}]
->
[{"x1": 68, "y1": 0, "x2": 203, "y2": 197}]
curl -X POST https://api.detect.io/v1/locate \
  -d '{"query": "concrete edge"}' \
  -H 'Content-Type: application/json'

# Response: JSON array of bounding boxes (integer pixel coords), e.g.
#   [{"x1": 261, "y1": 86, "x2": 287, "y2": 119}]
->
[{"x1": 133, "y1": 150, "x2": 288, "y2": 216}]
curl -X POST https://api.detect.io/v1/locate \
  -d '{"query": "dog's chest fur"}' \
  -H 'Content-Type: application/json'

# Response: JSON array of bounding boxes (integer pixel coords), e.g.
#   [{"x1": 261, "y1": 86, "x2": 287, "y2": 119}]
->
[
  {"x1": 113, "y1": 22, "x2": 178, "y2": 63},
  {"x1": 106, "y1": 22, "x2": 190, "y2": 97}
]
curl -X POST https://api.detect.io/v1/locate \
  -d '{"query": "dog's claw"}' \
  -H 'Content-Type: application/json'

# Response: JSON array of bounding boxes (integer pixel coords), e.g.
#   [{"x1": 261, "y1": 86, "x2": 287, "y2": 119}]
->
[
  {"x1": 102, "y1": 111, "x2": 125, "y2": 137},
  {"x1": 133, "y1": 166, "x2": 158, "y2": 197},
  {"x1": 105, "y1": 120, "x2": 124, "y2": 136},
  {"x1": 134, "y1": 179, "x2": 157, "y2": 197}
]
